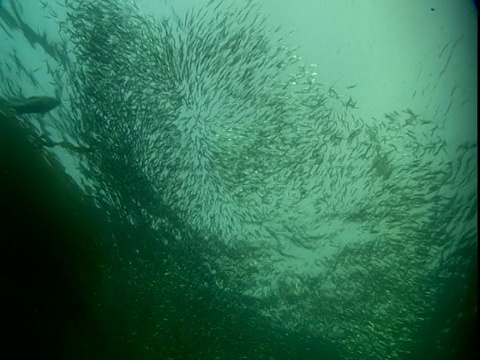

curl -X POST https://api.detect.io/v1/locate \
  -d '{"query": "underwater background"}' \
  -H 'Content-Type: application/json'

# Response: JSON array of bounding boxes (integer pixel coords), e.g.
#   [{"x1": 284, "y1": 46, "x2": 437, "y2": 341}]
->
[{"x1": 0, "y1": 0, "x2": 477, "y2": 359}]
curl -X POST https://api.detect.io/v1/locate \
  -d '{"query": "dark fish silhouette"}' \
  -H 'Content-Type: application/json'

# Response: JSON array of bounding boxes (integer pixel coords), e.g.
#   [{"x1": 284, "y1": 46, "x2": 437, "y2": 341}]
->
[{"x1": 4, "y1": 96, "x2": 60, "y2": 115}]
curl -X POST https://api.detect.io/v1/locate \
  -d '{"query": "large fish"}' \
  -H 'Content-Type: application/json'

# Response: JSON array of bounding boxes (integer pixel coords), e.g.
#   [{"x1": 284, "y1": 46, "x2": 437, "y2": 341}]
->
[{"x1": 1, "y1": 96, "x2": 60, "y2": 115}]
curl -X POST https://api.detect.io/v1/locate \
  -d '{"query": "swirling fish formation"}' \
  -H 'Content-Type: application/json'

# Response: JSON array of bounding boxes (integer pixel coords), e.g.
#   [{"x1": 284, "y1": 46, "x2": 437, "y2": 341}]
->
[{"x1": 2, "y1": 0, "x2": 475, "y2": 358}]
